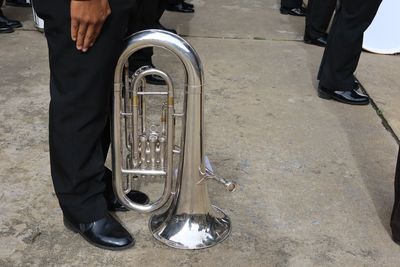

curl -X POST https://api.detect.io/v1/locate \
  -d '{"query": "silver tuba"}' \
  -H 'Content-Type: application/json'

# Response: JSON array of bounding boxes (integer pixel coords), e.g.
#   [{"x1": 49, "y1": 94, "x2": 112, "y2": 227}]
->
[{"x1": 112, "y1": 30, "x2": 236, "y2": 250}]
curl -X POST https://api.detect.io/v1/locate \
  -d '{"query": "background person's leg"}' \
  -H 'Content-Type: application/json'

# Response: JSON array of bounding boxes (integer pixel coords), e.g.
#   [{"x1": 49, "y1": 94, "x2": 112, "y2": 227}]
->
[
  {"x1": 318, "y1": 0, "x2": 382, "y2": 91},
  {"x1": 281, "y1": 0, "x2": 302, "y2": 8},
  {"x1": 305, "y1": 0, "x2": 336, "y2": 40},
  {"x1": 391, "y1": 148, "x2": 400, "y2": 243}
]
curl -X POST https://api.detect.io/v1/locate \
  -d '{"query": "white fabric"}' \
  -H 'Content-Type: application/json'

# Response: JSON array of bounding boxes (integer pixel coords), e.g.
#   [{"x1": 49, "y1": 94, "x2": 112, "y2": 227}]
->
[{"x1": 363, "y1": 0, "x2": 400, "y2": 54}]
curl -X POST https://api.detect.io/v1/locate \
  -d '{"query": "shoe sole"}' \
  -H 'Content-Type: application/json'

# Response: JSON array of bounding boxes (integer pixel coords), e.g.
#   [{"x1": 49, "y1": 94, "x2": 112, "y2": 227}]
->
[
  {"x1": 303, "y1": 39, "x2": 326, "y2": 47},
  {"x1": 63, "y1": 217, "x2": 135, "y2": 251},
  {"x1": 318, "y1": 89, "x2": 370, "y2": 105},
  {"x1": 279, "y1": 8, "x2": 305, "y2": 16}
]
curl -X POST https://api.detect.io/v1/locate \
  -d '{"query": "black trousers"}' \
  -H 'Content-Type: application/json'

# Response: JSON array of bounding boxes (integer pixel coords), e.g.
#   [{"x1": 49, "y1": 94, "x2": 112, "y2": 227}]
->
[
  {"x1": 305, "y1": 0, "x2": 336, "y2": 39},
  {"x1": 168, "y1": 0, "x2": 184, "y2": 4},
  {"x1": 129, "y1": 0, "x2": 167, "y2": 70},
  {"x1": 281, "y1": 0, "x2": 302, "y2": 8},
  {"x1": 318, "y1": 0, "x2": 382, "y2": 91},
  {"x1": 130, "y1": 0, "x2": 165, "y2": 32},
  {"x1": 34, "y1": 0, "x2": 139, "y2": 223},
  {"x1": 391, "y1": 149, "x2": 400, "y2": 241}
]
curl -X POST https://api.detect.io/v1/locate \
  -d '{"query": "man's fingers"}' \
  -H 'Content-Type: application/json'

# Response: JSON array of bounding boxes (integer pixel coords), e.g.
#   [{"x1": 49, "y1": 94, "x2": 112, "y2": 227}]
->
[
  {"x1": 70, "y1": 0, "x2": 111, "y2": 52},
  {"x1": 76, "y1": 23, "x2": 88, "y2": 51},
  {"x1": 90, "y1": 28, "x2": 100, "y2": 47},
  {"x1": 82, "y1": 25, "x2": 96, "y2": 52},
  {"x1": 71, "y1": 19, "x2": 79, "y2": 41}
]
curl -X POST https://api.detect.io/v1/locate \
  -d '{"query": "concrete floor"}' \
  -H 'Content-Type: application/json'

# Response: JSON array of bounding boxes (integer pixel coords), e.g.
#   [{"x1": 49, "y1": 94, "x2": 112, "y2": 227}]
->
[{"x1": 1, "y1": 1, "x2": 400, "y2": 266}]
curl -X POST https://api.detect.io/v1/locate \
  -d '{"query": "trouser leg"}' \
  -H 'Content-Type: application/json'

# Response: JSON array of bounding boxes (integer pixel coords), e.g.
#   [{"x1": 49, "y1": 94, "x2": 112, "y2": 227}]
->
[
  {"x1": 157, "y1": 0, "x2": 167, "y2": 20},
  {"x1": 128, "y1": 0, "x2": 162, "y2": 70},
  {"x1": 281, "y1": 0, "x2": 302, "y2": 8},
  {"x1": 34, "y1": 0, "x2": 136, "y2": 223},
  {"x1": 318, "y1": 0, "x2": 382, "y2": 90},
  {"x1": 306, "y1": 0, "x2": 336, "y2": 39},
  {"x1": 391, "y1": 148, "x2": 400, "y2": 241},
  {"x1": 167, "y1": 0, "x2": 183, "y2": 5}
]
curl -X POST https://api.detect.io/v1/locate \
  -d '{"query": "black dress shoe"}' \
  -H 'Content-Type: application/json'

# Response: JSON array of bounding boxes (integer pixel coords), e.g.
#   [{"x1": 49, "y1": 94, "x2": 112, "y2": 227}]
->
[
  {"x1": 304, "y1": 32, "x2": 328, "y2": 47},
  {"x1": 0, "y1": 11, "x2": 23, "y2": 29},
  {"x1": 280, "y1": 6, "x2": 306, "y2": 16},
  {"x1": 107, "y1": 190, "x2": 150, "y2": 212},
  {"x1": 166, "y1": 2, "x2": 195, "y2": 13},
  {"x1": 146, "y1": 74, "x2": 167, "y2": 85},
  {"x1": 64, "y1": 213, "x2": 134, "y2": 250},
  {"x1": 318, "y1": 85, "x2": 370, "y2": 105},
  {"x1": 0, "y1": 21, "x2": 14, "y2": 33},
  {"x1": 6, "y1": 0, "x2": 31, "y2": 7},
  {"x1": 102, "y1": 168, "x2": 150, "y2": 211},
  {"x1": 182, "y1": 1, "x2": 194, "y2": 9}
]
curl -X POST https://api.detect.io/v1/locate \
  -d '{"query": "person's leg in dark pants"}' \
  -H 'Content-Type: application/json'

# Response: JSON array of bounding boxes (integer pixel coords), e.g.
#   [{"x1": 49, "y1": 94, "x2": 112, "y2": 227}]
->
[
  {"x1": 35, "y1": 0, "x2": 136, "y2": 219},
  {"x1": 318, "y1": 0, "x2": 382, "y2": 91},
  {"x1": 316, "y1": 0, "x2": 381, "y2": 105},
  {"x1": 391, "y1": 148, "x2": 400, "y2": 244},
  {"x1": 281, "y1": 0, "x2": 302, "y2": 8},
  {"x1": 34, "y1": 0, "x2": 140, "y2": 250},
  {"x1": 127, "y1": 0, "x2": 157, "y2": 71},
  {"x1": 304, "y1": 0, "x2": 336, "y2": 46},
  {"x1": 128, "y1": 0, "x2": 167, "y2": 85}
]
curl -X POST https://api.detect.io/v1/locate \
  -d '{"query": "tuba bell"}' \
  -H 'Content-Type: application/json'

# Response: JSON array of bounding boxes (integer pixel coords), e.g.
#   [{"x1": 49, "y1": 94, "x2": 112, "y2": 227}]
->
[{"x1": 112, "y1": 30, "x2": 236, "y2": 250}]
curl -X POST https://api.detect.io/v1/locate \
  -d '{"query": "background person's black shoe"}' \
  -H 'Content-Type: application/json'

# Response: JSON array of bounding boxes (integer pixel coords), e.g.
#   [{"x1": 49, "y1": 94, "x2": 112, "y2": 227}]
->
[
  {"x1": 6, "y1": 0, "x2": 31, "y2": 7},
  {"x1": 182, "y1": 1, "x2": 194, "y2": 9},
  {"x1": 107, "y1": 190, "x2": 150, "y2": 212},
  {"x1": 146, "y1": 74, "x2": 167, "y2": 85},
  {"x1": 166, "y1": 2, "x2": 195, "y2": 13},
  {"x1": 304, "y1": 32, "x2": 328, "y2": 47},
  {"x1": 102, "y1": 168, "x2": 150, "y2": 211},
  {"x1": 0, "y1": 21, "x2": 14, "y2": 33},
  {"x1": 280, "y1": 6, "x2": 306, "y2": 16},
  {"x1": 64, "y1": 213, "x2": 134, "y2": 250},
  {"x1": 318, "y1": 85, "x2": 370, "y2": 105},
  {"x1": 0, "y1": 11, "x2": 22, "y2": 28}
]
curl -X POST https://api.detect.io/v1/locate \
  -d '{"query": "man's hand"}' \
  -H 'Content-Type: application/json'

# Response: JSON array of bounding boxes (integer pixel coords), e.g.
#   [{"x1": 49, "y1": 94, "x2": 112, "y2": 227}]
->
[{"x1": 70, "y1": 0, "x2": 111, "y2": 52}]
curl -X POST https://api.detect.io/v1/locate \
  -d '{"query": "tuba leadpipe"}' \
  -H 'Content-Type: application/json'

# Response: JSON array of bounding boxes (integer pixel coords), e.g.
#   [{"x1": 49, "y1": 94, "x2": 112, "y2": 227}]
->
[{"x1": 112, "y1": 30, "x2": 236, "y2": 249}]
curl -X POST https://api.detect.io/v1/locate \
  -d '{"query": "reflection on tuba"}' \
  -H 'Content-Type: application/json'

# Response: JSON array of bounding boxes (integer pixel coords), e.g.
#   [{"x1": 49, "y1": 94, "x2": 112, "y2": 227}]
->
[{"x1": 112, "y1": 30, "x2": 236, "y2": 250}]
